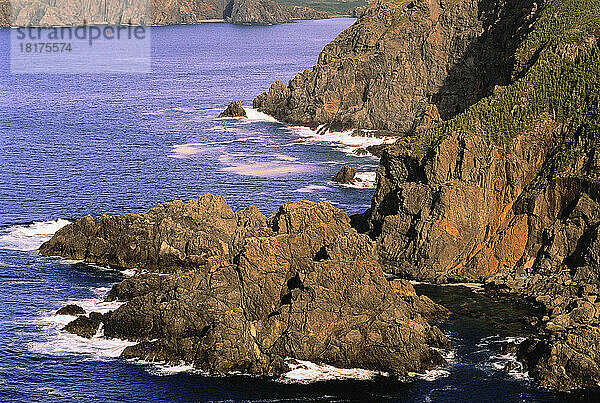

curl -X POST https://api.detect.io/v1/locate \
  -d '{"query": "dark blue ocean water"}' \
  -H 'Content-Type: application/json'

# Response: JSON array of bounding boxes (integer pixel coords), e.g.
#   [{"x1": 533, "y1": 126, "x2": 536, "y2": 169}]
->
[{"x1": 0, "y1": 19, "x2": 585, "y2": 402}]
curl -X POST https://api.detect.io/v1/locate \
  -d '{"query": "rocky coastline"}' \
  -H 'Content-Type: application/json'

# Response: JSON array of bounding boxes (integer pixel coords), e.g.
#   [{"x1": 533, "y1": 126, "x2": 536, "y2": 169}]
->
[
  {"x1": 3, "y1": 0, "x2": 329, "y2": 27},
  {"x1": 42, "y1": 195, "x2": 450, "y2": 376},
  {"x1": 251, "y1": 0, "x2": 600, "y2": 392},
  {"x1": 223, "y1": 0, "x2": 328, "y2": 25},
  {"x1": 36, "y1": 0, "x2": 600, "y2": 393}
]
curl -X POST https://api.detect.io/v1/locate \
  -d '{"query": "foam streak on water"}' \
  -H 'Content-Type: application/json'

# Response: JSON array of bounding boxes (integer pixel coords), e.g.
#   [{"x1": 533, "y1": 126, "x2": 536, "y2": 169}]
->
[{"x1": 291, "y1": 126, "x2": 396, "y2": 156}]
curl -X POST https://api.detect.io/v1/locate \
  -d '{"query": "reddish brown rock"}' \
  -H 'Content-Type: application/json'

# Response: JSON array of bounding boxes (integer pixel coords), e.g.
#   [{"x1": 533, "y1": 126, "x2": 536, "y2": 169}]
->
[{"x1": 42, "y1": 196, "x2": 450, "y2": 376}]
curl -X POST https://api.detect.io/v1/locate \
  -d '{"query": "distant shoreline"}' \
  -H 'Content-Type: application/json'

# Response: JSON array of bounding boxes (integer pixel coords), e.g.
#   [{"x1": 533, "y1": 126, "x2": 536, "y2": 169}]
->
[{"x1": 0, "y1": 15, "x2": 358, "y2": 29}]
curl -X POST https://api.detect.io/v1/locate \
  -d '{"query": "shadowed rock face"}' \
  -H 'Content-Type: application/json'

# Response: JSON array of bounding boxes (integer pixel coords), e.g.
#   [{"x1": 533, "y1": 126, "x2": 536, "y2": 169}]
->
[
  {"x1": 253, "y1": 0, "x2": 537, "y2": 132},
  {"x1": 41, "y1": 195, "x2": 449, "y2": 375}
]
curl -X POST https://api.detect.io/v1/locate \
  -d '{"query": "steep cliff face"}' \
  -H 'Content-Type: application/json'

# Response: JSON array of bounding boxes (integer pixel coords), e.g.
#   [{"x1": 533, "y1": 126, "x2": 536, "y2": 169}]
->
[
  {"x1": 41, "y1": 195, "x2": 450, "y2": 376},
  {"x1": 7, "y1": 0, "x2": 226, "y2": 26},
  {"x1": 254, "y1": 0, "x2": 600, "y2": 390},
  {"x1": 223, "y1": 0, "x2": 327, "y2": 24},
  {"x1": 254, "y1": 0, "x2": 538, "y2": 132},
  {"x1": 361, "y1": 0, "x2": 599, "y2": 391},
  {"x1": 3, "y1": 0, "x2": 326, "y2": 26}
]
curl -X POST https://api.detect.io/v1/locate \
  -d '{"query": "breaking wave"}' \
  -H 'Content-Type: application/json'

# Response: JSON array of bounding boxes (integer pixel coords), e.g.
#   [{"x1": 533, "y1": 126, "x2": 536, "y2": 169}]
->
[{"x1": 0, "y1": 219, "x2": 71, "y2": 251}]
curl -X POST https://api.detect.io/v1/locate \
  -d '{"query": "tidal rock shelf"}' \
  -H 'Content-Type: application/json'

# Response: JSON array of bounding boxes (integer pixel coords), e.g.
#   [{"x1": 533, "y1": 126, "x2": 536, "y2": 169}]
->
[{"x1": 41, "y1": 194, "x2": 449, "y2": 376}]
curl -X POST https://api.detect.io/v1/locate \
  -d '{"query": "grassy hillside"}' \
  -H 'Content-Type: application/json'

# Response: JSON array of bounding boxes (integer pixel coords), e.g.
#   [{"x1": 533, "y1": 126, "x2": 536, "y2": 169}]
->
[
  {"x1": 420, "y1": 0, "x2": 600, "y2": 156},
  {"x1": 278, "y1": 0, "x2": 366, "y2": 15}
]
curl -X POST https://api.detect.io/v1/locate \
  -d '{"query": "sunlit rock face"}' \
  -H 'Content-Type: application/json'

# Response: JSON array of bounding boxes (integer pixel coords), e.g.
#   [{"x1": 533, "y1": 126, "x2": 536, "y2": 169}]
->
[{"x1": 42, "y1": 195, "x2": 450, "y2": 376}]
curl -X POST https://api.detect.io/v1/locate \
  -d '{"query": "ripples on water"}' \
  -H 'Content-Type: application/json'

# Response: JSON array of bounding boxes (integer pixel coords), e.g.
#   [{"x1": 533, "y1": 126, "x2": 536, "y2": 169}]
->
[{"x1": 0, "y1": 19, "x2": 587, "y2": 402}]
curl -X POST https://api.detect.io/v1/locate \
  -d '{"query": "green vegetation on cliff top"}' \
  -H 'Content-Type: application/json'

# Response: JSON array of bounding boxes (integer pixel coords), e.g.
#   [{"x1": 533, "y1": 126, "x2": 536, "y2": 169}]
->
[
  {"x1": 278, "y1": 0, "x2": 366, "y2": 14},
  {"x1": 420, "y1": 0, "x2": 600, "y2": 156}
]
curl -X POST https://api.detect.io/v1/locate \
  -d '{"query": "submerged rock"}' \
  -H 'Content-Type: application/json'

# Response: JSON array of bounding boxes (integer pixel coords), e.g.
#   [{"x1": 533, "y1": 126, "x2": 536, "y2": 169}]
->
[
  {"x1": 56, "y1": 304, "x2": 86, "y2": 316},
  {"x1": 42, "y1": 195, "x2": 449, "y2": 376},
  {"x1": 218, "y1": 100, "x2": 247, "y2": 118},
  {"x1": 332, "y1": 165, "x2": 357, "y2": 184},
  {"x1": 64, "y1": 312, "x2": 103, "y2": 339}
]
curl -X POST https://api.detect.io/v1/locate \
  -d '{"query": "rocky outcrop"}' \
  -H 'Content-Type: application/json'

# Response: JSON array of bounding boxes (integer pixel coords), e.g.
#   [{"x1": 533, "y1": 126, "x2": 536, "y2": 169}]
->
[
  {"x1": 253, "y1": 0, "x2": 600, "y2": 391},
  {"x1": 254, "y1": 0, "x2": 538, "y2": 132},
  {"x1": 64, "y1": 312, "x2": 103, "y2": 338},
  {"x1": 40, "y1": 194, "x2": 271, "y2": 273},
  {"x1": 218, "y1": 100, "x2": 247, "y2": 118},
  {"x1": 289, "y1": 6, "x2": 328, "y2": 20},
  {"x1": 332, "y1": 165, "x2": 357, "y2": 184},
  {"x1": 223, "y1": 0, "x2": 327, "y2": 25},
  {"x1": 349, "y1": 0, "x2": 599, "y2": 391},
  {"x1": 41, "y1": 195, "x2": 449, "y2": 375},
  {"x1": 56, "y1": 304, "x2": 86, "y2": 316}
]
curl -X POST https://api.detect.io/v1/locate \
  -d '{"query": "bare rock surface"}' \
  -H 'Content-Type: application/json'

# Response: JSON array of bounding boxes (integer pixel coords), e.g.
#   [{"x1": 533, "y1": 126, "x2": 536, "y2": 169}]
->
[
  {"x1": 223, "y1": 0, "x2": 327, "y2": 25},
  {"x1": 332, "y1": 165, "x2": 357, "y2": 184},
  {"x1": 254, "y1": 0, "x2": 537, "y2": 132},
  {"x1": 41, "y1": 195, "x2": 449, "y2": 376},
  {"x1": 56, "y1": 304, "x2": 86, "y2": 316},
  {"x1": 218, "y1": 100, "x2": 247, "y2": 118},
  {"x1": 64, "y1": 312, "x2": 103, "y2": 338}
]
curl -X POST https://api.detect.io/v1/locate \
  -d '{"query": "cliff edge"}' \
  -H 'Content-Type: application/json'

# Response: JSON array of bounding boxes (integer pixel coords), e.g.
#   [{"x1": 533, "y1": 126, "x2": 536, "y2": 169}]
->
[{"x1": 255, "y1": 0, "x2": 600, "y2": 391}]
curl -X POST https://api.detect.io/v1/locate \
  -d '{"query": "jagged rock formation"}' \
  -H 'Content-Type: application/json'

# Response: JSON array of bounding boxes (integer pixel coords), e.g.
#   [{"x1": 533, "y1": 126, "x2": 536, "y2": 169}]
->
[
  {"x1": 0, "y1": 0, "x2": 9, "y2": 26},
  {"x1": 3, "y1": 0, "x2": 326, "y2": 26},
  {"x1": 41, "y1": 194, "x2": 449, "y2": 375},
  {"x1": 223, "y1": 0, "x2": 327, "y2": 25},
  {"x1": 40, "y1": 194, "x2": 271, "y2": 272},
  {"x1": 64, "y1": 312, "x2": 104, "y2": 338},
  {"x1": 218, "y1": 100, "x2": 247, "y2": 118},
  {"x1": 332, "y1": 165, "x2": 357, "y2": 184},
  {"x1": 56, "y1": 304, "x2": 86, "y2": 316},
  {"x1": 254, "y1": 0, "x2": 538, "y2": 132},
  {"x1": 254, "y1": 0, "x2": 600, "y2": 391}
]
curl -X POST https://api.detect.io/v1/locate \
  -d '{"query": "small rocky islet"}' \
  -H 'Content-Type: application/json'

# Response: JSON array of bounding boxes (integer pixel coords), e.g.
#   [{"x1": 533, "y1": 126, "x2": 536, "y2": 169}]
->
[{"x1": 41, "y1": 0, "x2": 600, "y2": 393}]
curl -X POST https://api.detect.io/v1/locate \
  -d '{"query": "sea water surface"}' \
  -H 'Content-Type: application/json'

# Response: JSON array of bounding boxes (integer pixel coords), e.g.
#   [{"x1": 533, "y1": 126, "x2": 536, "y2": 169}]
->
[{"x1": 0, "y1": 19, "x2": 584, "y2": 402}]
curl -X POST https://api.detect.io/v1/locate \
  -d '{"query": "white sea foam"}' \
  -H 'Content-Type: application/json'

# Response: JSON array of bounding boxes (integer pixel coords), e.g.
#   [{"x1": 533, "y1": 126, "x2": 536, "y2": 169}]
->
[
  {"x1": 30, "y1": 296, "x2": 134, "y2": 359},
  {"x1": 293, "y1": 185, "x2": 330, "y2": 193},
  {"x1": 475, "y1": 335, "x2": 530, "y2": 380},
  {"x1": 0, "y1": 219, "x2": 71, "y2": 251},
  {"x1": 409, "y1": 280, "x2": 485, "y2": 293},
  {"x1": 337, "y1": 171, "x2": 377, "y2": 189},
  {"x1": 405, "y1": 369, "x2": 451, "y2": 382},
  {"x1": 127, "y1": 359, "x2": 201, "y2": 376},
  {"x1": 279, "y1": 359, "x2": 385, "y2": 383},
  {"x1": 244, "y1": 107, "x2": 279, "y2": 122},
  {"x1": 291, "y1": 126, "x2": 396, "y2": 156},
  {"x1": 218, "y1": 153, "x2": 314, "y2": 177}
]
